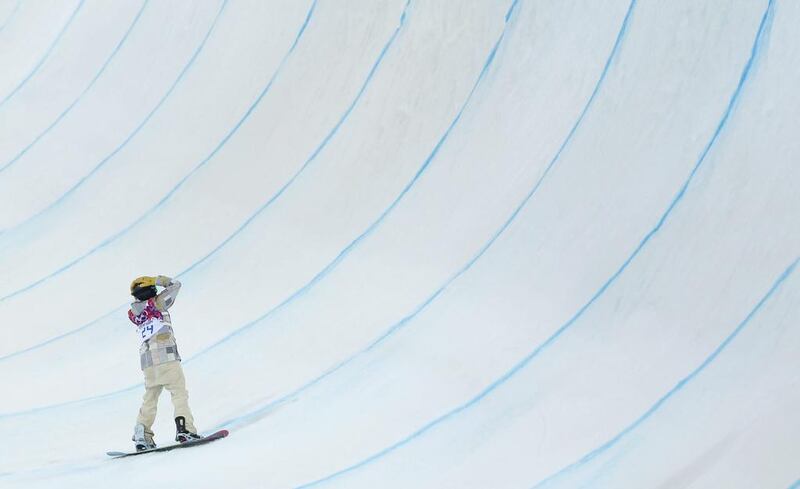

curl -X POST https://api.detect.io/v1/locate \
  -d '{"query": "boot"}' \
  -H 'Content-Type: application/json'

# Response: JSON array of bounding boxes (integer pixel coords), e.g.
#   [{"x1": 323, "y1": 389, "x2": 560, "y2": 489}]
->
[
  {"x1": 175, "y1": 416, "x2": 202, "y2": 443},
  {"x1": 132, "y1": 423, "x2": 156, "y2": 451}
]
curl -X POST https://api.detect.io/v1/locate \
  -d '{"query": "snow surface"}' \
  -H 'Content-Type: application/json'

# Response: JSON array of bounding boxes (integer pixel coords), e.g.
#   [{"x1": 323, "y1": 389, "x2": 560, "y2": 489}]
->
[{"x1": 0, "y1": 0, "x2": 798, "y2": 487}]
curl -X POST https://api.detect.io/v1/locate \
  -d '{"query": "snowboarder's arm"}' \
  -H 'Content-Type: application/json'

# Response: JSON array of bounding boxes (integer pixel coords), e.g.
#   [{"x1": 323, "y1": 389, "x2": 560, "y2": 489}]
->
[{"x1": 155, "y1": 276, "x2": 181, "y2": 311}]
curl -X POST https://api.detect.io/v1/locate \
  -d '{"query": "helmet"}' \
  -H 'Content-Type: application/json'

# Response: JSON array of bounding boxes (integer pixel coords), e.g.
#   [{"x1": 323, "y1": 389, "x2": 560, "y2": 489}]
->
[{"x1": 130, "y1": 276, "x2": 157, "y2": 301}]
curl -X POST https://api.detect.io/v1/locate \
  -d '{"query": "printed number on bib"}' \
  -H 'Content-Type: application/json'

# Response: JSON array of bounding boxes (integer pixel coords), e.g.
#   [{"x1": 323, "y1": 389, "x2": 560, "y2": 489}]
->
[{"x1": 137, "y1": 318, "x2": 165, "y2": 345}]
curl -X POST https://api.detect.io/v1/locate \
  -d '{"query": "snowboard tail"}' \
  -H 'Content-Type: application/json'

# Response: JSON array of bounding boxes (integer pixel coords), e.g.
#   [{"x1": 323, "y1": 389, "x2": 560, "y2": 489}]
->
[{"x1": 107, "y1": 429, "x2": 228, "y2": 458}]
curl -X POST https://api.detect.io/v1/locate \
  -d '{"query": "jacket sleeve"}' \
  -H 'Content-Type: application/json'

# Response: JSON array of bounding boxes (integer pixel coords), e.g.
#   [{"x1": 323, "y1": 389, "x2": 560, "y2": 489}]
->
[{"x1": 155, "y1": 276, "x2": 181, "y2": 311}]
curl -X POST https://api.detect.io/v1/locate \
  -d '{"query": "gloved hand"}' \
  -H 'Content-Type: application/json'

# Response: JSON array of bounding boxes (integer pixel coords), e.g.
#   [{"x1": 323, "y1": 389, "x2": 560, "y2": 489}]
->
[{"x1": 156, "y1": 275, "x2": 174, "y2": 287}]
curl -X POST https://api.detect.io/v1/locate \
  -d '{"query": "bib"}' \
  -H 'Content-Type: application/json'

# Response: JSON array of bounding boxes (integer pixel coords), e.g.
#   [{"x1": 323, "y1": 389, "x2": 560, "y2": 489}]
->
[{"x1": 136, "y1": 317, "x2": 166, "y2": 345}]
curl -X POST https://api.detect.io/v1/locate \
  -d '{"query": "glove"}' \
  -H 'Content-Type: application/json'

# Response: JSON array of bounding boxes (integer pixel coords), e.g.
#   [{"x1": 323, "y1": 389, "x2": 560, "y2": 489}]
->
[{"x1": 156, "y1": 275, "x2": 174, "y2": 287}]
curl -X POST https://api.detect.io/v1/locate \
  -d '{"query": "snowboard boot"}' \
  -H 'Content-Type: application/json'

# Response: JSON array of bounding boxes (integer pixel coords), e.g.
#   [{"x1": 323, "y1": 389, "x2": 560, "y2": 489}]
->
[
  {"x1": 175, "y1": 416, "x2": 202, "y2": 443},
  {"x1": 132, "y1": 423, "x2": 156, "y2": 452}
]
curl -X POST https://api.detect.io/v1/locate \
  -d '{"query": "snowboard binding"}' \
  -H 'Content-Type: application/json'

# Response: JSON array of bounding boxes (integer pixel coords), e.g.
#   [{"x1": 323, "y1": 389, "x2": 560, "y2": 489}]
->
[
  {"x1": 132, "y1": 423, "x2": 157, "y2": 452},
  {"x1": 175, "y1": 416, "x2": 203, "y2": 443}
]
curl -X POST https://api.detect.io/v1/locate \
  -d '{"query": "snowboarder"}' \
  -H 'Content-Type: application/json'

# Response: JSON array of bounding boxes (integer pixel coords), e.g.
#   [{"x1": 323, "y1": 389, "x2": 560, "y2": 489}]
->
[{"x1": 128, "y1": 275, "x2": 202, "y2": 451}]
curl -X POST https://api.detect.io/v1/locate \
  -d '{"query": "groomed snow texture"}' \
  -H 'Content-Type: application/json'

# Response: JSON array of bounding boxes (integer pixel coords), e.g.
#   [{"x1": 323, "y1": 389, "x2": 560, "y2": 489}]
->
[{"x1": 0, "y1": 0, "x2": 798, "y2": 487}]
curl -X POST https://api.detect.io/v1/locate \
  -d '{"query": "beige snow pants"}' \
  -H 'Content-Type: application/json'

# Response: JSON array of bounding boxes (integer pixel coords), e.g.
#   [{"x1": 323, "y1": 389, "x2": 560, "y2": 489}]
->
[{"x1": 136, "y1": 360, "x2": 197, "y2": 437}]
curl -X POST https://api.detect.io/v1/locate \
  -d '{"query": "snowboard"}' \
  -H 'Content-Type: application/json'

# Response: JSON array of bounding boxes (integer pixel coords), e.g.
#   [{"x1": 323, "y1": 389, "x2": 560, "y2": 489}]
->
[{"x1": 107, "y1": 429, "x2": 229, "y2": 458}]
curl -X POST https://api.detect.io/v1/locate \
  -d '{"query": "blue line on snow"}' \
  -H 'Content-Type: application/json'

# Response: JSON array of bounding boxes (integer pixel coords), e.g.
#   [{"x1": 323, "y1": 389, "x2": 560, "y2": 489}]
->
[
  {"x1": 788, "y1": 478, "x2": 800, "y2": 489},
  {"x1": 0, "y1": 0, "x2": 227, "y2": 236},
  {"x1": 177, "y1": 0, "x2": 403, "y2": 283},
  {"x1": 0, "y1": 0, "x2": 329, "y2": 303},
  {"x1": 288, "y1": 0, "x2": 774, "y2": 485},
  {"x1": 0, "y1": 307, "x2": 120, "y2": 363},
  {"x1": 0, "y1": 0, "x2": 150, "y2": 174},
  {"x1": 200, "y1": 0, "x2": 534, "y2": 431},
  {"x1": 0, "y1": 0, "x2": 85, "y2": 109},
  {"x1": 0, "y1": 0, "x2": 23, "y2": 33},
  {"x1": 533, "y1": 258, "x2": 797, "y2": 488},
  {"x1": 0, "y1": 0, "x2": 230, "y2": 298},
  {"x1": 187, "y1": 0, "x2": 503, "y2": 360},
  {"x1": 189, "y1": 0, "x2": 642, "y2": 378}
]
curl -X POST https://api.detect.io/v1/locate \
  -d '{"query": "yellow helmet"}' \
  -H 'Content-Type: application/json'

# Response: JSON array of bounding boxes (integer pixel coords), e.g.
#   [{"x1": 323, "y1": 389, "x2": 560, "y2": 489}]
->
[{"x1": 130, "y1": 276, "x2": 157, "y2": 296}]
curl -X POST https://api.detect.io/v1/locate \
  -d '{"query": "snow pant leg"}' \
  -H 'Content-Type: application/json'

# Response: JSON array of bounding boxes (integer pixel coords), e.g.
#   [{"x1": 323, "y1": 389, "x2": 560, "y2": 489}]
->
[
  {"x1": 161, "y1": 361, "x2": 197, "y2": 434},
  {"x1": 136, "y1": 366, "x2": 163, "y2": 438}
]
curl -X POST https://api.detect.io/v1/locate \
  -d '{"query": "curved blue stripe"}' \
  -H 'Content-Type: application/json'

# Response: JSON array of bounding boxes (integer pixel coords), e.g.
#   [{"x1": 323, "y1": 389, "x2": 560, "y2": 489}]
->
[
  {"x1": 0, "y1": 0, "x2": 409, "y2": 413},
  {"x1": 0, "y1": 306, "x2": 121, "y2": 362},
  {"x1": 0, "y1": 0, "x2": 150, "y2": 174},
  {"x1": 789, "y1": 478, "x2": 800, "y2": 489},
  {"x1": 176, "y1": 0, "x2": 409, "y2": 285},
  {"x1": 0, "y1": 0, "x2": 85, "y2": 109},
  {"x1": 0, "y1": 0, "x2": 318, "y2": 301},
  {"x1": 0, "y1": 0, "x2": 22, "y2": 33},
  {"x1": 533, "y1": 258, "x2": 797, "y2": 488},
  {"x1": 186, "y1": 0, "x2": 505, "y2": 359},
  {"x1": 289, "y1": 0, "x2": 775, "y2": 485},
  {"x1": 0, "y1": 0, "x2": 227, "y2": 236}
]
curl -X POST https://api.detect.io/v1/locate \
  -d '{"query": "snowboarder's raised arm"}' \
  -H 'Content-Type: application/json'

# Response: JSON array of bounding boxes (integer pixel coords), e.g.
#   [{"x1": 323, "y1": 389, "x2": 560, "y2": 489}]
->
[{"x1": 155, "y1": 275, "x2": 181, "y2": 311}]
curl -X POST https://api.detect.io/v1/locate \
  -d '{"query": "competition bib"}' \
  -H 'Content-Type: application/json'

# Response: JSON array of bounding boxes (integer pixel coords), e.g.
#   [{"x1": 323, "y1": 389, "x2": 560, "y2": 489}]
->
[{"x1": 136, "y1": 317, "x2": 166, "y2": 345}]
